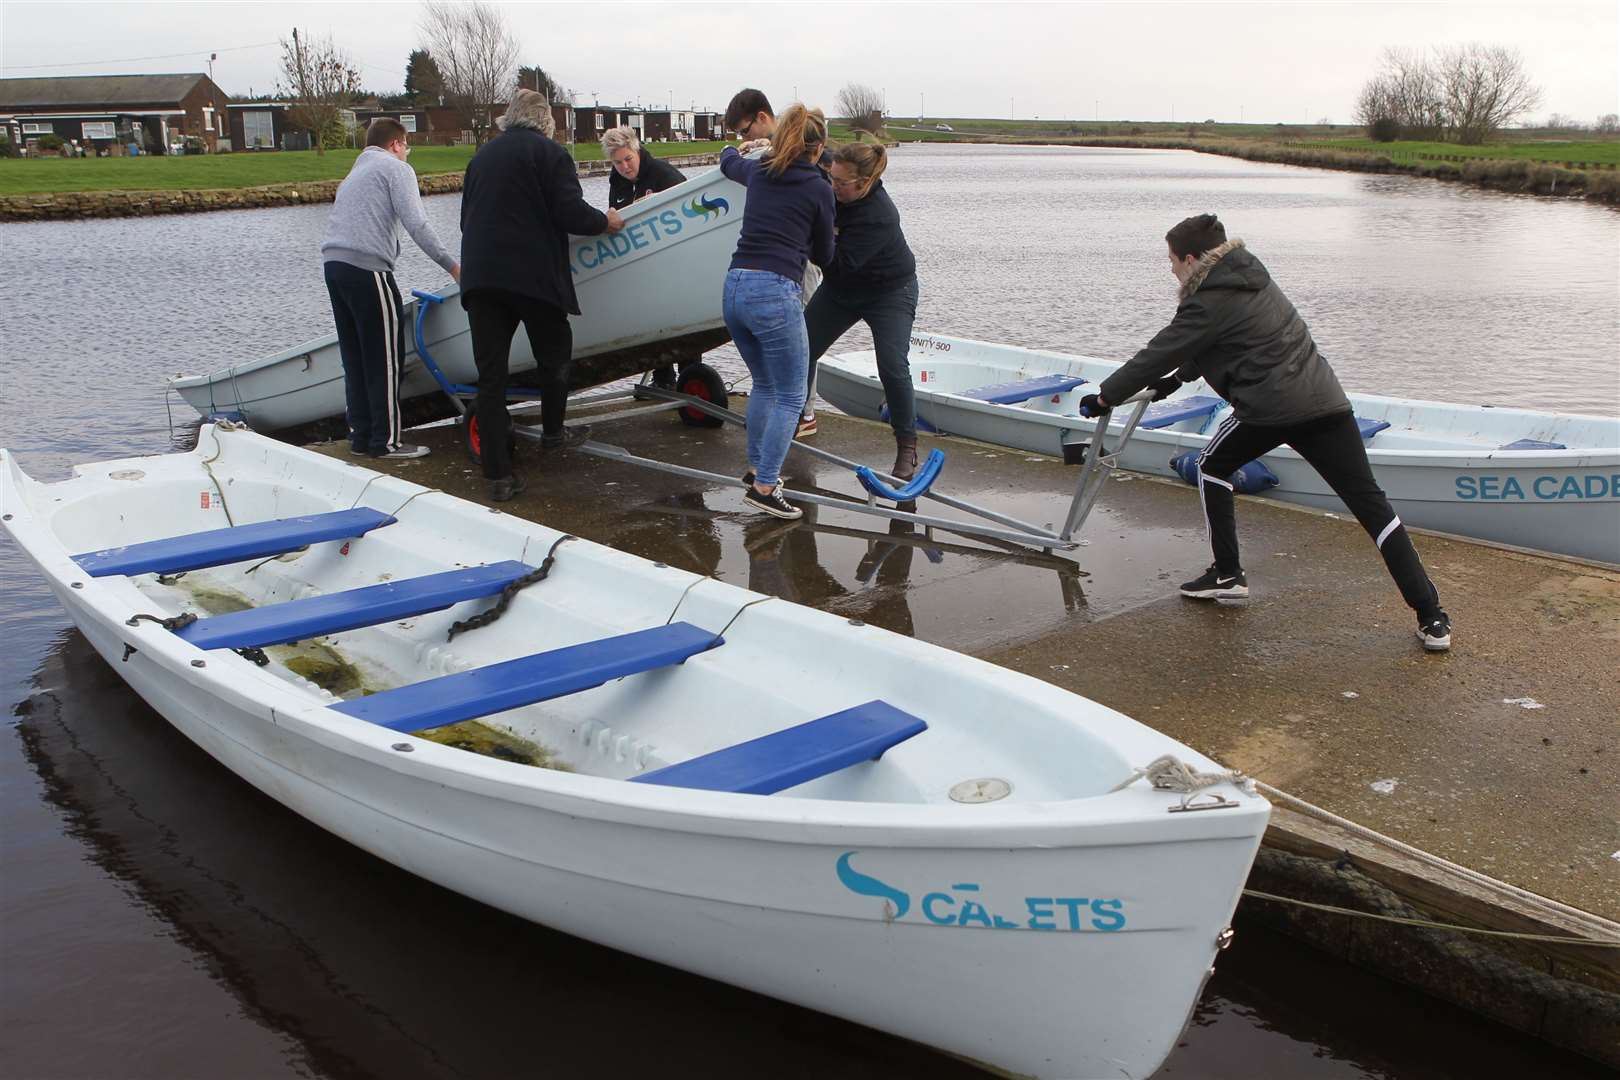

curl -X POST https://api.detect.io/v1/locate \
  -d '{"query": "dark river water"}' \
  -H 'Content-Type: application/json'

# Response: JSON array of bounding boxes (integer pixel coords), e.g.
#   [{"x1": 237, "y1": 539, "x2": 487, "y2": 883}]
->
[{"x1": 3, "y1": 145, "x2": 1616, "y2": 1079}]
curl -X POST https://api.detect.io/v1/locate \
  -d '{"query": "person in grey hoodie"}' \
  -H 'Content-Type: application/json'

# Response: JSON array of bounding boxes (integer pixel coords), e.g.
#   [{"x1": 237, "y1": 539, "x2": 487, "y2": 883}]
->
[
  {"x1": 1082, "y1": 214, "x2": 1451, "y2": 652},
  {"x1": 320, "y1": 118, "x2": 459, "y2": 459}
]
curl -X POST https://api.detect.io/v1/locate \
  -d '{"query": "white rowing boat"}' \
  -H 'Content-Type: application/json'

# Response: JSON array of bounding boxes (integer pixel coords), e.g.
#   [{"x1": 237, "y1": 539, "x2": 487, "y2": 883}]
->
[
  {"x1": 2, "y1": 425, "x2": 1267, "y2": 1080},
  {"x1": 168, "y1": 165, "x2": 748, "y2": 437},
  {"x1": 816, "y1": 333, "x2": 1620, "y2": 565}
]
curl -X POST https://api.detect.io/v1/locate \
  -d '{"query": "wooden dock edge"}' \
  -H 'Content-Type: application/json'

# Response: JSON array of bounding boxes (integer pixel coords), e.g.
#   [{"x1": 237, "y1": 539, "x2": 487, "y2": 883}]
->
[{"x1": 1247, "y1": 807, "x2": 1620, "y2": 1067}]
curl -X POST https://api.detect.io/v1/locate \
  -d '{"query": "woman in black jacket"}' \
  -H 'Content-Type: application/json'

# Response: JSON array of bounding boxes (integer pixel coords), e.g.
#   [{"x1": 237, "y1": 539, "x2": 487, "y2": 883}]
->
[
  {"x1": 800, "y1": 143, "x2": 921, "y2": 479},
  {"x1": 603, "y1": 126, "x2": 686, "y2": 210},
  {"x1": 460, "y1": 90, "x2": 622, "y2": 502}
]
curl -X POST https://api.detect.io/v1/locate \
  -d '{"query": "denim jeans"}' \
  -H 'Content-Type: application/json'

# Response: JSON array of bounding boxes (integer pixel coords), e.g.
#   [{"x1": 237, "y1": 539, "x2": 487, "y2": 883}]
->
[
  {"x1": 723, "y1": 268, "x2": 808, "y2": 488},
  {"x1": 804, "y1": 277, "x2": 920, "y2": 436}
]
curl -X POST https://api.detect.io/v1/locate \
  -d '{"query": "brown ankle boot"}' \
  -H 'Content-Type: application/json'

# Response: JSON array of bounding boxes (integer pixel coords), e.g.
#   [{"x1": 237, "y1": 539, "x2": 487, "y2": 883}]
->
[{"x1": 891, "y1": 433, "x2": 919, "y2": 481}]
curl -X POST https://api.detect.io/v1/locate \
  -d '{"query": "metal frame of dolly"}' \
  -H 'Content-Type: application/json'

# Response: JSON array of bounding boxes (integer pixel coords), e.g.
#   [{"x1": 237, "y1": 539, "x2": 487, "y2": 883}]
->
[{"x1": 513, "y1": 383, "x2": 1157, "y2": 556}]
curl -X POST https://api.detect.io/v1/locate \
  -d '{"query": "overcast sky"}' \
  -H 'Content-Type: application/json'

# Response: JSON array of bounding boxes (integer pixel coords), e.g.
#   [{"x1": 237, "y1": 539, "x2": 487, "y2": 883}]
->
[{"x1": 1, "y1": 1, "x2": 1614, "y2": 124}]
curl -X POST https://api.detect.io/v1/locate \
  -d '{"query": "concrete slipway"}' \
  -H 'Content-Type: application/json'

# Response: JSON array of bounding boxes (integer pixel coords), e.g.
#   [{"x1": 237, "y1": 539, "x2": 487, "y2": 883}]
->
[{"x1": 314, "y1": 400, "x2": 1620, "y2": 1068}]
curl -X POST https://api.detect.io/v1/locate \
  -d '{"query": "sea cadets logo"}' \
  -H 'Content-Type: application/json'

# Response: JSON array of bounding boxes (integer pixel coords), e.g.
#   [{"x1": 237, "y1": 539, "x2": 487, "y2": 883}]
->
[
  {"x1": 681, "y1": 193, "x2": 730, "y2": 219},
  {"x1": 835, "y1": 852, "x2": 1127, "y2": 932},
  {"x1": 571, "y1": 191, "x2": 731, "y2": 274}
]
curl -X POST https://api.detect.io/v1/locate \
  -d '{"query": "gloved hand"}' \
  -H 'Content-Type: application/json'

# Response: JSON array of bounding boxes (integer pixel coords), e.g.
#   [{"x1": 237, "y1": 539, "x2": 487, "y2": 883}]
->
[
  {"x1": 1150, "y1": 375, "x2": 1182, "y2": 401},
  {"x1": 1078, "y1": 393, "x2": 1108, "y2": 418}
]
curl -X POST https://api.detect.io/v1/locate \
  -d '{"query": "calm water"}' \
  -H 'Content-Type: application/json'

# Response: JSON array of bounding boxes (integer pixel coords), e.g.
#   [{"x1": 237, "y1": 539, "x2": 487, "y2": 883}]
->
[{"x1": 4, "y1": 145, "x2": 1616, "y2": 1079}]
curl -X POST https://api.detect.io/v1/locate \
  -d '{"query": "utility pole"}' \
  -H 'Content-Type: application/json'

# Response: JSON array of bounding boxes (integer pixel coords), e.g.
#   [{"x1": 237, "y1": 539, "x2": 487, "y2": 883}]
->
[{"x1": 208, "y1": 52, "x2": 216, "y2": 84}]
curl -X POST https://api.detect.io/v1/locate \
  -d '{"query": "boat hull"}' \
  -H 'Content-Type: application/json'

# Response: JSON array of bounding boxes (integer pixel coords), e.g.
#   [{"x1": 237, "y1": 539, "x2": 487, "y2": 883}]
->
[
  {"x1": 1, "y1": 431, "x2": 1268, "y2": 1080},
  {"x1": 170, "y1": 166, "x2": 746, "y2": 438},
  {"x1": 817, "y1": 333, "x2": 1620, "y2": 565}
]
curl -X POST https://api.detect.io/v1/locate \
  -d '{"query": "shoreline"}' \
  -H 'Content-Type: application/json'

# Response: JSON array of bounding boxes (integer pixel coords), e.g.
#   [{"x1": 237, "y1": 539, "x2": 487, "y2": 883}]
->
[{"x1": 0, "y1": 152, "x2": 723, "y2": 223}]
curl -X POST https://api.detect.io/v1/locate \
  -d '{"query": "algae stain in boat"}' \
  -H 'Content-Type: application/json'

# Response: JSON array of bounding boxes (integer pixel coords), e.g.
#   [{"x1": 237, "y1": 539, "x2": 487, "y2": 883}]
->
[
  {"x1": 417, "y1": 720, "x2": 571, "y2": 770},
  {"x1": 276, "y1": 641, "x2": 374, "y2": 698},
  {"x1": 177, "y1": 582, "x2": 255, "y2": 615}
]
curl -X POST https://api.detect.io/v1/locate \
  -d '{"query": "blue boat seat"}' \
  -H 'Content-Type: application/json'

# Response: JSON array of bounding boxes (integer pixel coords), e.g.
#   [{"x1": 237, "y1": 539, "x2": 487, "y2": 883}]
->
[
  {"x1": 1499, "y1": 438, "x2": 1567, "y2": 451},
  {"x1": 631, "y1": 700, "x2": 927, "y2": 795},
  {"x1": 1130, "y1": 395, "x2": 1224, "y2": 430},
  {"x1": 961, "y1": 374, "x2": 1087, "y2": 405},
  {"x1": 72, "y1": 507, "x2": 397, "y2": 578},
  {"x1": 331, "y1": 621, "x2": 723, "y2": 733},
  {"x1": 1356, "y1": 416, "x2": 1391, "y2": 439},
  {"x1": 174, "y1": 561, "x2": 534, "y2": 651}
]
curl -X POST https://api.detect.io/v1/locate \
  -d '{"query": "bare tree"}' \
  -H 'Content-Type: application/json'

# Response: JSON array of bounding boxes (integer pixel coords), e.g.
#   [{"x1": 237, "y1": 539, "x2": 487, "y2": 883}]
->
[
  {"x1": 418, "y1": 0, "x2": 521, "y2": 145},
  {"x1": 1380, "y1": 47, "x2": 1448, "y2": 139},
  {"x1": 837, "y1": 83, "x2": 885, "y2": 136},
  {"x1": 278, "y1": 29, "x2": 362, "y2": 155},
  {"x1": 1435, "y1": 43, "x2": 1542, "y2": 145},
  {"x1": 1597, "y1": 113, "x2": 1619, "y2": 135},
  {"x1": 1354, "y1": 74, "x2": 1398, "y2": 133}
]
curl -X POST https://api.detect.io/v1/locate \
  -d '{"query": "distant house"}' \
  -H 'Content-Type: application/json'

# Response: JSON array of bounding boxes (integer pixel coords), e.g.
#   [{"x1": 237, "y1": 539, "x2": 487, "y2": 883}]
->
[
  {"x1": 353, "y1": 108, "x2": 432, "y2": 141},
  {"x1": 693, "y1": 112, "x2": 725, "y2": 140},
  {"x1": 0, "y1": 72, "x2": 230, "y2": 155},
  {"x1": 550, "y1": 103, "x2": 576, "y2": 143},
  {"x1": 644, "y1": 110, "x2": 697, "y2": 141},
  {"x1": 226, "y1": 102, "x2": 304, "y2": 151}
]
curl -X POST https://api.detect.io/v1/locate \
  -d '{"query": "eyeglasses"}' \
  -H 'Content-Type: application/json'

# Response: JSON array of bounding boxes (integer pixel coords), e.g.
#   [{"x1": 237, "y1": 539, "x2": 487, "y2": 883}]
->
[
  {"x1": 830, "y1": 176, "x2": 861, "y2": 188},
  {"x1": 735, "y1": 118, "x2": 754, "y2": 139}
]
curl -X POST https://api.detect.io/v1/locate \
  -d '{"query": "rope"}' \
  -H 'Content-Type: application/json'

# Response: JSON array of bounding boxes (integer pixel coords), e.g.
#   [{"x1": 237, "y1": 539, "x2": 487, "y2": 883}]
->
[
  {"x1": 1241, "y1": 889, "x2": 1620, "y2": 947},
  {"x1": 446, "y1": 535, "x2": 573, "y2": 641},
  {"x1": 125, "y1": 612, "x2": 199, "y2": 631},
  {"x1": 1109, "y1": 753, "x2": 1254, "y2": 795}
]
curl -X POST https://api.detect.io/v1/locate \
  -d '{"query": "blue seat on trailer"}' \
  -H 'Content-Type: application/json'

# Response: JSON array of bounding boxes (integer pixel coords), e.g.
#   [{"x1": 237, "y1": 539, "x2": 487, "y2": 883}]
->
[
  {"x1": 1356, "y1": 416, "x2": 1391, "y2": 439},
  {"x1": 174, "y1": 561, "x2": 534, "y2": 651},
  {"x1": 961, "y1": 374, "x2": 1087, "y2": 405},
  {"x1": 1131, "y1": 395, "x2": 1224, "y2": 430},
  {"x1": 331, "y1": 621, "x2": 722, "y2": 733},
  {"x1": 72, "y1": 507, "x2": 397, "y2": 578},
  {"x1": 630, "y1": 700, "x2": 927, "y2": 795},
  {"x1": 1499, "y1": 438, "x2": 1567, "y2": 451}
]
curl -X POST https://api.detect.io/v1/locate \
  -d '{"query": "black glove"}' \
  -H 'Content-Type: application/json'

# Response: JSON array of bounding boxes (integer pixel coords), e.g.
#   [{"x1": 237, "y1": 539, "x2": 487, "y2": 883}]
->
[
  {"x1": 1078, "y1": 393, "x2": 1107, "y2": 418},
  {"x1": 1150, "y1": 375, "x2": 1182, "y2": 401}
]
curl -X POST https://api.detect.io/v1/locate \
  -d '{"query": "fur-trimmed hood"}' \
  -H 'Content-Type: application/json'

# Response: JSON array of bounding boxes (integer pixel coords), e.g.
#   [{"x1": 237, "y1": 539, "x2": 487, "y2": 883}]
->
[{"x1": 1180, "y1": 237, "x2": 1267, "y2": 300}]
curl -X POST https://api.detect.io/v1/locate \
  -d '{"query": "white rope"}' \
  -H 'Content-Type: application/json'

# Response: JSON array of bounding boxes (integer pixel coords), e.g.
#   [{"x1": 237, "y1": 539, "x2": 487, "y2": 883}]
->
[
  {"x1": 1241, "y1": 889, "x2": 1620, "y2": 947},
  {"x1": 1109, "y1": 753, "x2": 1253, "y2": 795}
]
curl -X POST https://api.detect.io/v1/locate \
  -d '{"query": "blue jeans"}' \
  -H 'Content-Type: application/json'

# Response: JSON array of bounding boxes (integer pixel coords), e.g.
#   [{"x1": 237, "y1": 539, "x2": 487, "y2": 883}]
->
[
  {"x1": 723, "y1": 268, "x2": 808, "y2": 488},
  {"x1": 804, "y1": 277, "x2": 920, "y2": 437}
]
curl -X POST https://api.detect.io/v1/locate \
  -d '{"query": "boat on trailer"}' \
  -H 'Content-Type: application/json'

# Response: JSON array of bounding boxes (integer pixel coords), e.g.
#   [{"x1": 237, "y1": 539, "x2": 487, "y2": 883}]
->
[
  {"x1": 168, "y1": 165, "x2": 749, "y2": 440},
  {"x1": 815, "y1": 332, "x2": 1620, "y2": 565},
  {"x1": 2, "y1": 425, "x2": 1267, "y2": 1080}
]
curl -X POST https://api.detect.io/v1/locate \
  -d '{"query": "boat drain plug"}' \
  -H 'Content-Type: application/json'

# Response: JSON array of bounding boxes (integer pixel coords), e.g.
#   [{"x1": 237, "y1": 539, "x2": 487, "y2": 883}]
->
[{"x1": 949, "y1": 777, "x2": 1012, "y2": 803}]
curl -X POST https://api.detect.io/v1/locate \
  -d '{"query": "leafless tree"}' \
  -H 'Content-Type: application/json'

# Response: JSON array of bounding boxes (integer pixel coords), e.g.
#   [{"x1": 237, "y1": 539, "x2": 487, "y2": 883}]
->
[
  {"x1": 1597, "y1": 113, "x2": 1619, "y2": 135},
  {"x1": 278, "y1": 29, "x2": 362, "y2": 155},
  {"x1": 1354, "y1": 74, "x2": 1397, "y2": 133},
  {"x1": 837, "y1": 83, "x2": 886, "y2": 136},
  {"x1": 1434, "y1": 43, "x2": 1542, "y2": 145},
  {"x1": 1380, "y1": 48, "x2": 1448, "y2": 139},
  {"x1": 418, "y1": 0, "x2": 521, "y2": 145}
]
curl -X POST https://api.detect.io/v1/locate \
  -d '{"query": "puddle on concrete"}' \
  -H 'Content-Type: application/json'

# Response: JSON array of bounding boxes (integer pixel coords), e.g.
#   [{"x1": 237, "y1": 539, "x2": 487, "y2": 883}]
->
[{"x1": 416, "y1": 720, "x2": 569, "y2": 770}]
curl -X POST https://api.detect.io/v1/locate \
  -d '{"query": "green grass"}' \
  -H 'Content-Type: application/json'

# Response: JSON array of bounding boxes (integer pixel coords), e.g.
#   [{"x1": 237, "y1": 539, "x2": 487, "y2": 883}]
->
[
  {"x1": 0, "y1": 140, "x2": 731, "y2": 195},
  {"x1": 1298, "y1": 138, "x2": 1620, "y2": 166}
]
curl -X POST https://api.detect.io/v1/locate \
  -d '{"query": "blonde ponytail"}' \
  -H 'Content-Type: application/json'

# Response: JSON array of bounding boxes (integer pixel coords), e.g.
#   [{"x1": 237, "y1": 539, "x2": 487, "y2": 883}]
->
[{"x1": 765, "y1": 104, "x2": 827, "y2": 178}]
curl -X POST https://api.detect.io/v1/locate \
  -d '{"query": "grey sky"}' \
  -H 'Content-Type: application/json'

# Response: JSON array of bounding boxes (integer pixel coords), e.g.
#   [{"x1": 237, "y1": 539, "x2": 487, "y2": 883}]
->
[{"x1": 1, "y1": 1, "x2": 1614, "y2": 123}]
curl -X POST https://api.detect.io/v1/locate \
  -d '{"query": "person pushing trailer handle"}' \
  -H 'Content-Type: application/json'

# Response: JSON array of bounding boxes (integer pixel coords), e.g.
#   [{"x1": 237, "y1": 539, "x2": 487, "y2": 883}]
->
[{"x1": 1082, "y1": 213, "x2": 1452, "y2": 654}]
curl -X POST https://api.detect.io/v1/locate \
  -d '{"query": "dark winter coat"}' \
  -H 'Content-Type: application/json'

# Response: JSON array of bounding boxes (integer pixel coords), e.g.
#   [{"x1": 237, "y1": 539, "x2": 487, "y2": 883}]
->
[
  {"x1": 607, "y1": 148, "x2": 686, "y2": 209},
  {"x1": 719, "y1": 145, "x2": 835, "y2": 283},
  {"x1": 459, "y1": 126, "x2": 608, "y2": 315},
  {"x1": 1099, "y1": 240, "x2": 1351, "y2": 426},
  {"x1": 823, "y1": 179, "x2": 916, "y2": 292}
]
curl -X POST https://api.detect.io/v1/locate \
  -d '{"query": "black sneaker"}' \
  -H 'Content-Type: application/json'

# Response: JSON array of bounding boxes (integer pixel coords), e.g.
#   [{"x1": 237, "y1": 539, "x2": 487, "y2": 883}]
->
[
  {"x1": 743, "y1": 484, "x2": 803, "y2": 520},
  {"x1": 1417, "y1": 613, "x2": 1452, "y2": 652},
  {"x1": 742, "y1": 469, "x2": 755, "y2": 486},
  {"x1": 541, "y1": 425, "x2": 591, "y2": 451},
  {"x1": 490, "y1": 475, "x2": 527, "y2": 503},
  {"x1": 1180, "y1": 565, "x2": 1249, "y2": 599}
]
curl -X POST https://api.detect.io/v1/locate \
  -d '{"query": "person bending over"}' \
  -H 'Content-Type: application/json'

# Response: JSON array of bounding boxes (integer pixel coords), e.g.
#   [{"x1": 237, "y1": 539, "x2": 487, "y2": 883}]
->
[
  {"x1": 717, "y1": 104, "x2": 835, "y2": 520},
  {"x1": 603, "y1": 125, "x2": 686, "y2": 389},
  {"x1": 459, "y1": 90, "x2": 623, "y2": 502},
  {"x1": 320, "y1": 117, "x2": 460, "y2": 460},
  {"x1": 801, "y1": 142, "x2": 921, "y2": 479},
  {"x1": 1080, "y1": 213, "x2": 1452, "y2": 652}
]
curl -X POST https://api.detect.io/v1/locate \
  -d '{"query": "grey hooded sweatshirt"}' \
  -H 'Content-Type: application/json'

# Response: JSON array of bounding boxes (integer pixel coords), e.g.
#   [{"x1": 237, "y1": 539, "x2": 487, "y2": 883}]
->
[
  {"x1": 1100, "y1": 239, "x2": 1351, "y2": 427},
  {"x1": 320, "y1": 147, "x2": 457, "y2": 275}
]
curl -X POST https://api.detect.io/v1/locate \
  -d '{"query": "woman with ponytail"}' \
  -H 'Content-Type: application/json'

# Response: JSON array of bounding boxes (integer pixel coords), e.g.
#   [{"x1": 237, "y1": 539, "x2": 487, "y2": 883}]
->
[
  {"x1": 717, "y1": 104, "x2": 835, "y2": 520},
  {"x1": 799, "y1": 141, "x2": 921, "y2": 478}
]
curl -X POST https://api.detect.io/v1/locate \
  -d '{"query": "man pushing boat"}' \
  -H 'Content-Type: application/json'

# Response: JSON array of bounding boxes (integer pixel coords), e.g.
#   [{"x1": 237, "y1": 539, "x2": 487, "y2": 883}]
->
[{"x1": 1080, "y1": 214, "x2": 1453, "y2": 652}]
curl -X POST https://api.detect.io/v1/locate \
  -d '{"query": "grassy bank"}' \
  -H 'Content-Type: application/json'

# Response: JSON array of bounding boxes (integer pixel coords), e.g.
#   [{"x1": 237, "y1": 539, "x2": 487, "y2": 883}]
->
[
  {"x1": 0, "y1": 140, "x2": 729, "y2": 195},
  {"x1": 1299, "y1": 138, "x2": 1620, "y2": 167}
]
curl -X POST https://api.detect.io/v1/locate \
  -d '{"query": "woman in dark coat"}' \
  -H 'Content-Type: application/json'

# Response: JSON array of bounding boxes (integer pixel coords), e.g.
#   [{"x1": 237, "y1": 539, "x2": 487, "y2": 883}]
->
[{"x1": 603, "y1": 126, "x2": 686, "y2": 209}]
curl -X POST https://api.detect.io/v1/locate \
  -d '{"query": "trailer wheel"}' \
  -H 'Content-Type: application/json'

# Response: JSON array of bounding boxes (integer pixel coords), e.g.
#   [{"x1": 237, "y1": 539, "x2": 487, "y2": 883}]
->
[
  {"x1": 464, "y1": 413, "x2": 515, "y2": 465},
  {"x1": 677, "y1": 363, "x2": 728, "y2": 427}
]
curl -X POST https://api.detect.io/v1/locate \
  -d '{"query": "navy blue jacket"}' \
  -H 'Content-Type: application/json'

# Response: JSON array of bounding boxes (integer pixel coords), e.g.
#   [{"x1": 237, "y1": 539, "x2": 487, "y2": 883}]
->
[
  {"x1": 824, "y1": 179, "x2": 916, "y2": 292},
  {"x1": 720, "y1": 146, "x2": 834, "y2": 283},
  {"x1": 460, "y1": 126, "x2": 607, "y2": 315}
]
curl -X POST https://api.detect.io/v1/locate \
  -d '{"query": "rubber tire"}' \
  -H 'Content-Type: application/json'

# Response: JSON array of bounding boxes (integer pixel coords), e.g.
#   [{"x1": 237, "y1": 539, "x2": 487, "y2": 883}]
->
[
  {"x1": 676, "y1": 362, "x2": 728, "y2": 428},
  {"x1": 464, "y1": 412, "x2": 516, "y2": 466}
]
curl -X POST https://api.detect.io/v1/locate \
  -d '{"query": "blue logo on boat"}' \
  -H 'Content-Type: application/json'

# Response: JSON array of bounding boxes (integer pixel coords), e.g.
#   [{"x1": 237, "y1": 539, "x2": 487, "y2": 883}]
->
[
  {"x1": 836, "y1": 852, "x2": 910, "y2": 918},
  {"x1": 681, "y1": 193, "x2": 730, "y2": 219}
]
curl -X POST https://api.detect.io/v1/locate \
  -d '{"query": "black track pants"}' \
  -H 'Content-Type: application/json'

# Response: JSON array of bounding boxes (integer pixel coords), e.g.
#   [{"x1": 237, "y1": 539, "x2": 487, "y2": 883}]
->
[
  {"x1": 325, "y1": 261, "x2": 405, "y2": 454},
  {"x1": 1197, "y1": 410, "x2": 1442, "y2": 619},
  {"x1": 464, "y1": 290, "x2": 573, "y2": 480}
]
